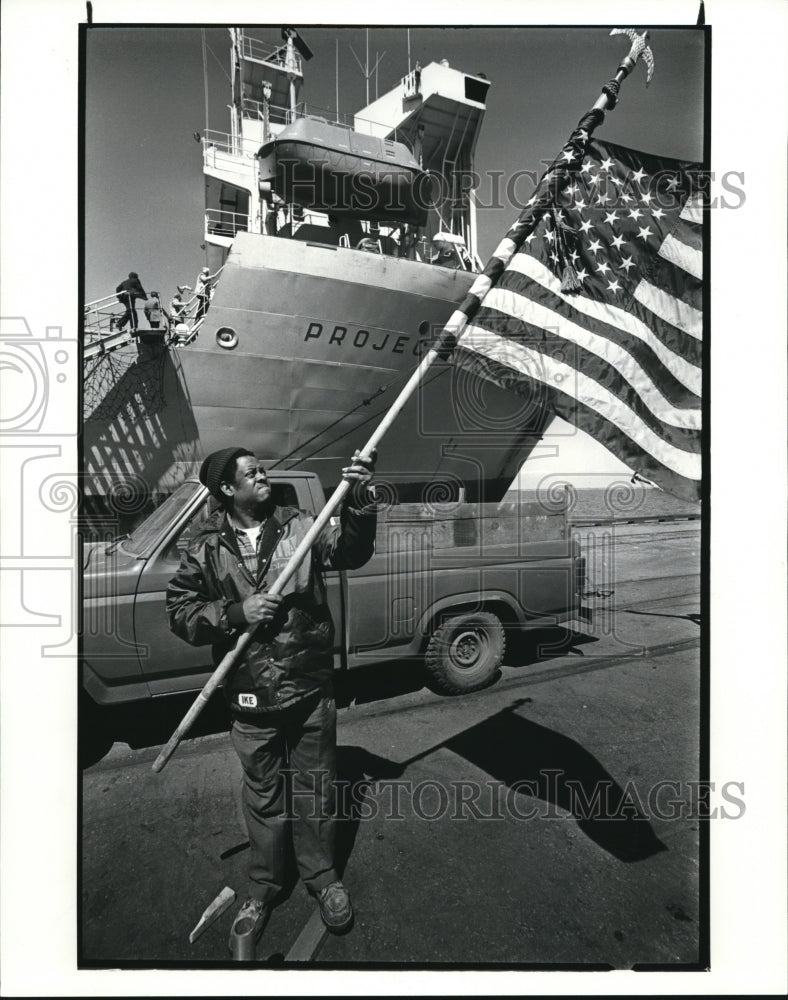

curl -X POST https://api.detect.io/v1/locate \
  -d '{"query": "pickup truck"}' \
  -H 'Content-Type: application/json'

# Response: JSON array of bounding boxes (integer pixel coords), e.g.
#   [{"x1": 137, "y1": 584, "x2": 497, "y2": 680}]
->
[{"x1": 81, "y1": 470, "x2": 585, "y2": 715}]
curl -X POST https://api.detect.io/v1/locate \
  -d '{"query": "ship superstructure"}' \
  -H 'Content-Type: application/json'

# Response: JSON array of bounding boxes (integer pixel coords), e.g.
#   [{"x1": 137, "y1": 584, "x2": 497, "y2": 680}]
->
[
  {"x1": 202, "y1": 29, "x2": 486, "y2": 270},
  {"x1": 83, "y1": 29, "x2": 550, "y2": 515}
]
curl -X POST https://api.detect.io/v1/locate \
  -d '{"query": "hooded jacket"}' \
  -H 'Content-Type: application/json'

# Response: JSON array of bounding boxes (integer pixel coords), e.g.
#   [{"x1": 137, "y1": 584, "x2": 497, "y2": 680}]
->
[{"x1": 166, "y1": 501, "x2": 376, "y2": 713}]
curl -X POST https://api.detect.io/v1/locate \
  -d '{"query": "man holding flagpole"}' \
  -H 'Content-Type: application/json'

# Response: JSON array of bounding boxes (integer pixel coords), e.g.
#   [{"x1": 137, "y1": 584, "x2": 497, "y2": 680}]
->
[{"x1": 166, "y1": 446, "x2": 377, "y2": 949}]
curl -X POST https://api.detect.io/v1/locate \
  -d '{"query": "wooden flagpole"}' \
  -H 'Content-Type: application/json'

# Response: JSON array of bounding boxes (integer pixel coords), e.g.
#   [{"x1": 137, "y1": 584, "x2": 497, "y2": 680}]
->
[
  {"x1": 152, "y1": 28, "x2": 654, "y2": 773},
  {"x1": 152, "y1": 326, "x2": 461, "y2": 772}
]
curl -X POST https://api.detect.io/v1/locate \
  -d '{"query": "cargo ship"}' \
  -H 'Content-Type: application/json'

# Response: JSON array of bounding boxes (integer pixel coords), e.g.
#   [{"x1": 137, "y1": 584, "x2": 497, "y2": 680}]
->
[{"x1": 83, "y1": 28, "x2": 552, "y2": 518}]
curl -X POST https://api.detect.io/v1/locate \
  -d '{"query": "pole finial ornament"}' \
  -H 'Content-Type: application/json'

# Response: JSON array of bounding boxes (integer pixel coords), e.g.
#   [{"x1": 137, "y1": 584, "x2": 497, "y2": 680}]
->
[{"x1": 609, "y1": 28, "x2": 655, "y2": 85}]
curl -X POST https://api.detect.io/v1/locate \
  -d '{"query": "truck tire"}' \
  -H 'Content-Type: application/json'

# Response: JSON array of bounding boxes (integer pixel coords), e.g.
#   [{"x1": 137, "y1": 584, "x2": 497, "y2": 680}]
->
[{"x1": 424, "y1": 611, "x2": 505, "y2": 694}]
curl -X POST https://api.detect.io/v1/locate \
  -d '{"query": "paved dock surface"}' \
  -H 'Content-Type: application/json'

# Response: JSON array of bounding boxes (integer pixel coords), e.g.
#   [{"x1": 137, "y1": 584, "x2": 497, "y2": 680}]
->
[{"x1": 81, "y1": 523, "x2": 704, "y2": 968}]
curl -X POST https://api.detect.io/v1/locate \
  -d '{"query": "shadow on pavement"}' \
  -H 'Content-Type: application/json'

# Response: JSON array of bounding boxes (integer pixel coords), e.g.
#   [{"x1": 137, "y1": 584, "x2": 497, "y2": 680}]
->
[
  {"x1": 504, "y1": 625, "x2": 600, "y2": 667},
  {"x1": 80, "y1": 690, "x2": 232, "y2": 769},
  {"x1": 80, "y1": 627, "x2": 601, "y2": 770},
  {"x1": 333, "y1": 625, "x2": 600, "y2": 710},
  {"x1": 443, "y1": 700, "x2": 666, "y2": 863},
  {"x1": 334, "y1": 658, "x2": 426, "y2": 709},
  {"x1": 333, "y1": 746, "x2": 407, "y2": 878}
]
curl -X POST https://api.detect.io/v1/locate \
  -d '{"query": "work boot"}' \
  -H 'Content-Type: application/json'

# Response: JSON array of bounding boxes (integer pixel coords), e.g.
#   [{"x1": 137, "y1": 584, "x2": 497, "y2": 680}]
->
[
  {"x1": 228, "y1": 896, "x2": 270, "y2": 955},
  {"x1": 316, "y1": 881, "x2": 353, "y2": 933}
]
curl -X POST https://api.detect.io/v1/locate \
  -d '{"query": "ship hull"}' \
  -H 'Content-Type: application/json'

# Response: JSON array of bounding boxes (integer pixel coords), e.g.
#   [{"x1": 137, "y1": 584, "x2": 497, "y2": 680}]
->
[{"x1": 178, "y1": 233, "x2": 550, "y2": 502}]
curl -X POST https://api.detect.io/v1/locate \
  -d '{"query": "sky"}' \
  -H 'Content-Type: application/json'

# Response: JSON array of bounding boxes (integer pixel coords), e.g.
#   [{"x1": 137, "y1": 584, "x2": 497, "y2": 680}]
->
[{"x1": 84, "y1": 23, "x2": 705, "y2": 484}]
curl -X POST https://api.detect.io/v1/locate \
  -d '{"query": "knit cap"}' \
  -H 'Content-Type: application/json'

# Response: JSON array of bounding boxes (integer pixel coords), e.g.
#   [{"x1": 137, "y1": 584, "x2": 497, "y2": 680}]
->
[{"x1": 199, "y1": 447, "x2": 253, "y2": 499}]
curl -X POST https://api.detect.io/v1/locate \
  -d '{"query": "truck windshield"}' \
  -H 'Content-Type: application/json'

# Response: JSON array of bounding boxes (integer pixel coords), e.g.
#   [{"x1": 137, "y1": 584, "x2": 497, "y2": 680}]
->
[{"x1": 123, "y1": 482, "x2": 203, "y2": 557}]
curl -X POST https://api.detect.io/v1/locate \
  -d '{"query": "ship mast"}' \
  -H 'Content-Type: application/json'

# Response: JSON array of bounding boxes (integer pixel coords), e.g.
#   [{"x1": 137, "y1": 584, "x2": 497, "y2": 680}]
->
[
  {"x1": 228, "y1": 28, "x2": 244, "y2": 155},
  {"x1": 284, "y1": 29, "x2": 299, "y2": 117}
]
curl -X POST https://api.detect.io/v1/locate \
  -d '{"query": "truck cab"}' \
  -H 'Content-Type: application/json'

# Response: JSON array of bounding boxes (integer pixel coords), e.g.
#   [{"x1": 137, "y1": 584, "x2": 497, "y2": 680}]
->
[{"x1": 81, "y1": 470, "x2": 584, "y2": 709}]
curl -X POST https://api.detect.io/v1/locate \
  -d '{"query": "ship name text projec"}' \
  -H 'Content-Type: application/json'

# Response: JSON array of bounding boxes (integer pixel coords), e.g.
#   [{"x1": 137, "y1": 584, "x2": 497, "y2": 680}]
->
[{"x1": 304, "y1": 321, "x2": 432, "y2": 357}]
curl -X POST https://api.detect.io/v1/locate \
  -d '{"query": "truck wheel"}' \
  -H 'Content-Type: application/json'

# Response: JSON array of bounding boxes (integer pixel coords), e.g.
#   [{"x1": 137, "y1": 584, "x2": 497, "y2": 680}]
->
[{"x1": 424, "y1": 611, "x2": 505, "y2": 694}]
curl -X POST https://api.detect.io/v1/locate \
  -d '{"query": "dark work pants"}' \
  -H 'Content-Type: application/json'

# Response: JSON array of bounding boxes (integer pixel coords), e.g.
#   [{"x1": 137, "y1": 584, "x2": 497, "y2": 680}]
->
[
  {"x1": 230, "y1": 688, "x2": 338, "y2": 904},
  {"x1": 116, "y1": 294, "x2": 139, "y2": 331}
]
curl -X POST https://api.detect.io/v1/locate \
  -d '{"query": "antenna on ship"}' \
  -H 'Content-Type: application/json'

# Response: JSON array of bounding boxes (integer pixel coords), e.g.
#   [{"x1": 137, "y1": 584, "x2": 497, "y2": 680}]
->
[
  {"x1": 201, "y1": 29, "x2": 210, "y2": 133},
  {"x1": 349, "y1": 28, "x2": 386, "y2": 106}
]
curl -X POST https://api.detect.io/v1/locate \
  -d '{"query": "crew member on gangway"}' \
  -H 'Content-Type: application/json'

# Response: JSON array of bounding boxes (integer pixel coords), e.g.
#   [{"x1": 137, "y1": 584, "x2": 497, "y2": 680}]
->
[
  {"x1": 112, "y1": 271, "x2": 147, "y2": 332},
  {"x1": 144, "y1": 291, "x2": 164, "y2": 329},
  {"x1": 181, "y1": 266, "x2": 220, "y2": 321}
]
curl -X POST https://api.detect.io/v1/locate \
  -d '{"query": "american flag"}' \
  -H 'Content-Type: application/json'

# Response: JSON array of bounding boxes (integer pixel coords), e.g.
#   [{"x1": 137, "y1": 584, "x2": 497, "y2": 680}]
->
[{"x1": 452, "y1": 129, "x2": 703, "y2": 502}]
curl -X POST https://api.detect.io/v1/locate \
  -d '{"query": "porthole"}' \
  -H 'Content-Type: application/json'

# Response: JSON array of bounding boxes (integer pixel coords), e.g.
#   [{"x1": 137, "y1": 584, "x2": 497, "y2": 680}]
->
[{"x1": 216, "y1": 327, "x2": 238, "y2": 350}]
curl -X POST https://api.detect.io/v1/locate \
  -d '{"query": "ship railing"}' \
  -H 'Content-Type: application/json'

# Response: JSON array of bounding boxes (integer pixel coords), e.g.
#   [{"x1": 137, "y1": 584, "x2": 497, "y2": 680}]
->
[
  {"x1": 171, "y1": 315, "x2": 206, "y2": 347},
  {"x1": 82, "y1": 292, "x2": 173, "y2": 360},
  {"x1": 83, "y1": 291, "x2": 168, "y2": 339},
  {"x1": 169, "y1": 263, "x2": 227, "y2": 346},
  {"x1": 202, "y1": 129, "x2": 260, "y2": 164},
  {"x1": 205, "y1": 209, "x2": 249, "y2": 237},
  {"x1": 240, "y1": 34, "x2": 301, "y2": 77},
  {"x1": 83, "y1": 292, "x2": 126, "y2": 340},
  {"x1": 242, "y1": 97, "x2": 291, "y2": 128},
  {"x1": 83, "y1": 278, "x2": 218, "y2": 353},
  {"x1": 240, "y1": 97, "x2": 414, "y2": 153},
  {"x1": 294, "y1": 102, "x2": 413, "y2": 151}
]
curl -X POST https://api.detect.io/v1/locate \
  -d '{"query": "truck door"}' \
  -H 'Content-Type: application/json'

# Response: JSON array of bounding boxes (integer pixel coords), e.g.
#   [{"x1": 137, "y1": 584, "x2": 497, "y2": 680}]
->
[{"x1": 133, "y1": 493, "x2": 216, "y2": 696}]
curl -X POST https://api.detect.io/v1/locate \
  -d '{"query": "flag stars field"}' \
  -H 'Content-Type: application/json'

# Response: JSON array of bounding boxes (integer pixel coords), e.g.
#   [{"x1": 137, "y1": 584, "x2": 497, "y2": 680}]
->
[{"x1": 456, "y1": 131, "x2": 703, "y2": 502}]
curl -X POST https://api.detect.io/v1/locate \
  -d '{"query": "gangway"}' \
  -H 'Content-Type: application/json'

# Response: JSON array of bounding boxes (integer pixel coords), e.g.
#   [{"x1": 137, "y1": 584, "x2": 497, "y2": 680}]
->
[
  {"x1": 83, "y1": 293, "x2": 197, "y2": 360},
  {"x1": 82, "y1": 292, "x2": 163, "y2": 360}
]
